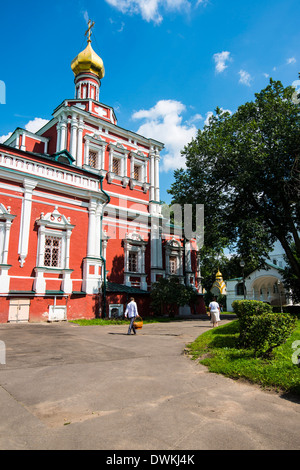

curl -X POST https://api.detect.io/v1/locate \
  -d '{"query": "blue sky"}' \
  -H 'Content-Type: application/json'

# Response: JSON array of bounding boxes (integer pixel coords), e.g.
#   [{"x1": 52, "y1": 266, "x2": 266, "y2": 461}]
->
[{"x1": 0, "y1": 0, "x2": 299, "y2": 203}]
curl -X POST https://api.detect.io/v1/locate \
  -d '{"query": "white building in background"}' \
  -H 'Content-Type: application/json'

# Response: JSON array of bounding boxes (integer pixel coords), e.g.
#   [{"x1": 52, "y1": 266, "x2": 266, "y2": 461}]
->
[{"x1": 226, "y1": 242, "x2": 292, "y2": 312}]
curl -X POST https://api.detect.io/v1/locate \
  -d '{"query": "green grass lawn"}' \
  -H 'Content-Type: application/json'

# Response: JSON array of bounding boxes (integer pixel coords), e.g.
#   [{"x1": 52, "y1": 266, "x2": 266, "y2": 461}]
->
[
  {"x1": 187, "y1": 319, "x2": 300, "y2": 396},
  {"x1": 69, "y1": 316, "x2": 186, "y2": 326},
  {"x1": 69, "y1": 312, "x2": 234, "y2": 327}
]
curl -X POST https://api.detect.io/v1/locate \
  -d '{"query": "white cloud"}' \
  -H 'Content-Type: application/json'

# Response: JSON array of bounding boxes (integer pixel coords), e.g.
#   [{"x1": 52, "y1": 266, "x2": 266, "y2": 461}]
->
[
  {"x1": 204, "y1": 111, "x2": 213, "y2": 126},
  {"x1": 82, "y1": 10, "x2": 89, "y2": 24},
  {"x1": 263, "y1": 73, "x2": 269, "y2": 78},
  {"x1": 287, "y1": 57, "x2": 296, "y2": 65},
  {"x1": 187, "y1": 113, "x2": 203, "y2": 125},
  {"x1": 238, "y1": 69, "x2": 252, "y2": 86},
  {"x1": 25, "y1": 117, "x2": 49, "y2": 133},
  {"x1": 213, "y1": 51, "x2": 231, "y2": 73},
  {"x1": 0, "y1": 117, "x2": 49, "y2": 144},
  {"x1": 132, "y1": 99, "x2": 198, "y2": 171},
  {"x1": 109, "y1": 17, "x2": 125, "y2": 32},
  {"x1": 104, "y1": 0, "x2": 194, "y2": 24},
  {"x1": 0, "y1": 132, "x2": 12, "y2": 144},
  {"x1": 204, "y1": 108, "x2": 232, "y2": 127}
]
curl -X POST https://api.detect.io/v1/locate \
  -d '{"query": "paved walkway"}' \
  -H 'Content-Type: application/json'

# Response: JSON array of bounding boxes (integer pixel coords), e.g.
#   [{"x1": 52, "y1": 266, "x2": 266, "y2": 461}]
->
[{"x1": 0, "y1": 319, "x2": 299, "y2": 450}]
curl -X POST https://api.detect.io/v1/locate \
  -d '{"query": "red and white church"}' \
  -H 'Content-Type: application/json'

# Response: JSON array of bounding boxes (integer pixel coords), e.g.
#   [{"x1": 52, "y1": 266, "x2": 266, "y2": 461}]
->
[{"x1": 0, "y1": 25, "x2": 205, "y2": 322}]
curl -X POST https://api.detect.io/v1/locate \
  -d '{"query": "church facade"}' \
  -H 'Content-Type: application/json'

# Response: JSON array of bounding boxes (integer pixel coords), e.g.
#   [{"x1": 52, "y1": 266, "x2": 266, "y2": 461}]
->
[{"x1": 0, "y1": 28, "x2": 204, "y2": 322}]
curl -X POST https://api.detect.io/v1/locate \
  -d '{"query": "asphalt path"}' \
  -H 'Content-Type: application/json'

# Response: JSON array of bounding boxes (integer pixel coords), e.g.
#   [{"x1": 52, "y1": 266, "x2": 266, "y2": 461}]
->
[{"x1": 0, "y1": 319, "x2": 299, "y2": 451}]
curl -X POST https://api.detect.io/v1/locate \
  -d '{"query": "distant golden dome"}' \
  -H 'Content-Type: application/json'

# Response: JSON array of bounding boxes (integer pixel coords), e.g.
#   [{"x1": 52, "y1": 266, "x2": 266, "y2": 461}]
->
[{"x1": 71, "y1": 41, "x2": 105, "y2": 79}]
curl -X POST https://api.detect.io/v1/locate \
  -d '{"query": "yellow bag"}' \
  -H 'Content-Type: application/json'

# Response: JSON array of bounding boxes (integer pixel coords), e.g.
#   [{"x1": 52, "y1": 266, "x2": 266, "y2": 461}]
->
[{"x1": 133, "y1": 316, "x2": 143, "y2": 329}]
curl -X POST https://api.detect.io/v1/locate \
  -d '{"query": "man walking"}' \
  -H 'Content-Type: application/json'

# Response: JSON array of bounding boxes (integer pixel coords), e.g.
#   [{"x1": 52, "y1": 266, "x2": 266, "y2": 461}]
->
[{"x1": 125, "y1": 297, "x2": 138, "y2": 335}]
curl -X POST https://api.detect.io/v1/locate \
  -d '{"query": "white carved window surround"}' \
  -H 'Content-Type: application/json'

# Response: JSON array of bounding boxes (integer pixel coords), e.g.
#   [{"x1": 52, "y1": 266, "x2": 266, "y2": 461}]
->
[
  {"x1": 84, "y1": 134, "x2": 106, "y2": 174},
  {"x1": 34, "y1": 207, "x2": 75, "y2": 294},
  {"x1": 107, "y1": 143, "x2": 129, "y2": 187},
  {"x1": 124, "y1": 232, "x2": 147, "y2": 290},
  {"x1": 124, "y1": 233, "x2": 146, "y2": 272},
  {"x1": 129, "y1": 151, "x2": 150, "y2": 193},
  {"x1": 165, "y1": 238, "x2": 183, "y2": 277}
]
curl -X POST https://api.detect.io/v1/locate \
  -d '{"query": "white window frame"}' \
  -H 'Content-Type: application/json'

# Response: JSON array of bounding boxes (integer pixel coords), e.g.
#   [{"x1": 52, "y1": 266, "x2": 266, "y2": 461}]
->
[
  {"x1": 42, "y1": 231, "x2": 64, "y2": 269},
  {"x1": 84, "y1": 134, "x2": 106, "y2": 172},
  {"x1": 0, "y1": 204, "x2": 16, "y2": 265},
  {"x1": 130, "y1": 152, "x2": 147, "y2": 182},
  {"x1": 128, "y1": 250, "x2": 139, "y2": 273},
  {"x1": 34, "y1": 207, "x2": 75, "y2": 294},
  {"x1": 169, "y1": 255, "x2": 177, "y2": 275},
  {"x1": 165, "y1": 238, "x2": 183, "y2": 277},
  {"x1": 34, "y1": 206, "x2": 74, "y2": 294},
  {"x1": 123, "y1": 232, "x2": 148, "y2": 290},
  {"x1": 107, "y1": 143, "x2": 129, "y2": 185},
  {"x1": 124, "y1": 233, "x2": 146, "y2": 274}
]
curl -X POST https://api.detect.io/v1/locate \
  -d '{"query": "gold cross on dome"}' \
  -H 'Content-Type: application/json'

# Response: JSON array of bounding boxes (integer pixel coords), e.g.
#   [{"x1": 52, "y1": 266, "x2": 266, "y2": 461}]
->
[{"x1": 85, "y1": 19, "x2": 95, "y2": 43}]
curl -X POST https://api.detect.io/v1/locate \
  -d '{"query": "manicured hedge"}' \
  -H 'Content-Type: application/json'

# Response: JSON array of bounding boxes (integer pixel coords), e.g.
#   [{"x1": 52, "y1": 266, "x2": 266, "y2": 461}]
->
[{"x1": 232, "y1": 300, "x2": 297, "y2": 357}]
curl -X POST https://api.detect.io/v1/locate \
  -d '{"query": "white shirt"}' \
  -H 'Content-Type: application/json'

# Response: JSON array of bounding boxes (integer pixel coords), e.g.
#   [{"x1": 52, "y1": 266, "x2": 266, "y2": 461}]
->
[
  {"x1": 125, "y1": 301, "x2": 138, "y2": 318},
  {"x1": 209, "y1": 301, "x2": 220, "y2": 312}
]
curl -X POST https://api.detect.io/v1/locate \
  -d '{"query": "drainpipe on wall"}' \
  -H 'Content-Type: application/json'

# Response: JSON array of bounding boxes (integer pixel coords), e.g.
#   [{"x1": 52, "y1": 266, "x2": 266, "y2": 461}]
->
[{"x1": 99, "y1": 175, "x2": 110, "y2": 318}]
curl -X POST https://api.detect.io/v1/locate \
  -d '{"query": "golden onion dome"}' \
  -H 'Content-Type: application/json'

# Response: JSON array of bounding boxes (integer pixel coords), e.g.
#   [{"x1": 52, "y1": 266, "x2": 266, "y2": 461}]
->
[{"x1": 71, "y1": 40, "x2": 105, "y2": 79}]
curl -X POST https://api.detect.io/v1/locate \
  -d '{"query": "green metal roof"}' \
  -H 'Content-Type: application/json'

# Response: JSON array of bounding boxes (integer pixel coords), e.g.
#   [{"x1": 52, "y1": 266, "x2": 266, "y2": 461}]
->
[{"x1": 106, "y1": 282, "x2": 149, "y2": 294}]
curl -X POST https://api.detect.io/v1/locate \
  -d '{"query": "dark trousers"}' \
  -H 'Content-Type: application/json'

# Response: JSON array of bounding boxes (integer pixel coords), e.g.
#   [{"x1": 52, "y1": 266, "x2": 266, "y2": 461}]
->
[{"x1": 127, "y1": 317, "x2": 136, "y2": 335}]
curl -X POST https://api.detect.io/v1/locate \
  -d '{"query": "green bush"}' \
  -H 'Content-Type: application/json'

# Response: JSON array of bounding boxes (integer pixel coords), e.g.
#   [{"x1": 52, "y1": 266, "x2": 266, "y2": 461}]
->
[
  {"x1": 232, "y1": 300, "x2": 272, "y2": 343},
  {"x1": 232, "y1": 300, "x2": 297, "y2": 357},
  {"x1": 243, "y1": 313, "x2": 297, "y2": 357},
  {"x1": 232, "y1": 300, "x2": 273, "y2": 317}
]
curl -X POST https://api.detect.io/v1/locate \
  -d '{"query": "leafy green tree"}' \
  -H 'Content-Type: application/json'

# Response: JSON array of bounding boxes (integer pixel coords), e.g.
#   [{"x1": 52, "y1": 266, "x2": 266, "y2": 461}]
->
[
  {"x1": 150, "y1": 276, "x2": 198, "y2": 316},
  {"x1": 280, "y1": 243, "x2": 300, "y2": 303},
  {"x1": 168, "y1": 79, "x2": 300, "y2": 299}
]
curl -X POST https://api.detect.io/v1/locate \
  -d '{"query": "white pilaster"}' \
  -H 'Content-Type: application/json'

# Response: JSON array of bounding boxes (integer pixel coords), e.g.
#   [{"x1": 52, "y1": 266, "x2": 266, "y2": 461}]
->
[
  {"x1": 60, "y1": 115, "x2": 67, "y2": 150},
  {"x1": 154, "y1": 152, "x2": 160, "y2": 202},
  {"x1": 20, "y1": 132, "x2": 26, "y2": 151},
  {"x1": 185, "y1": 240, "x2": 192, "y2": 272},
  {"x1": 77, "y1": 118, "x2": 84, "y2": 167},
  {"x1": 18, "y1": 179, "x2": 37, "y2": 267},
  {"x1": 84, "y1": 138, "x2": 90, "y2": 166},
  {"x1": 70, "y1": 115, "x2": 78, "y2": 159},
  {"x1": 87, "y1": 198, "x2": 97, "y2": 257},
  {"x1": 36, "y1": 225, "x2": 46, "y2": 267},
  {"x1": 56, "y1": 121, "x2": 61, "y2": 152},
  {"x1": 130, "y1": 155, "x2": 135, "y2": 179}
]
